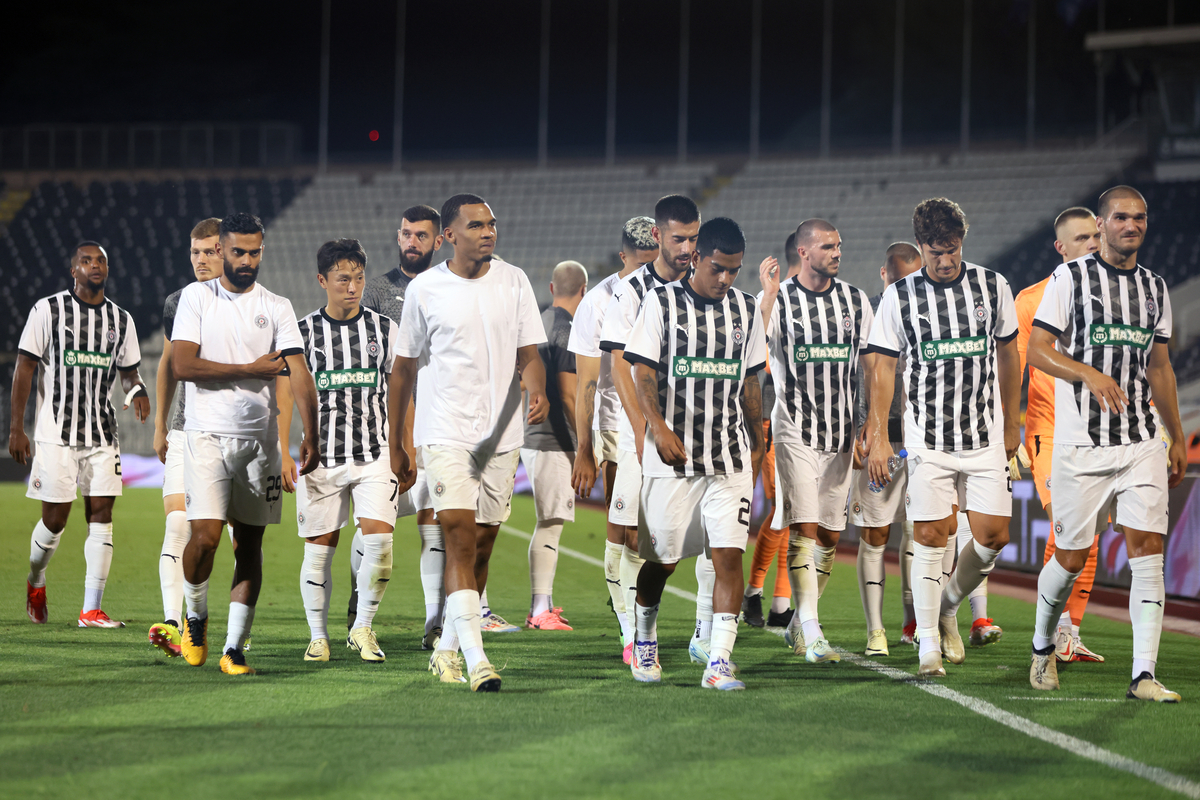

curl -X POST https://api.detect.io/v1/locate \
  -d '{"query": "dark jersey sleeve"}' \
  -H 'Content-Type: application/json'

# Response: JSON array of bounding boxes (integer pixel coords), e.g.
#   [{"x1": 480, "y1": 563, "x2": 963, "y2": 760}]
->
[{"x1": 162, "y1": 289, "x2": 182, "y2": 340}]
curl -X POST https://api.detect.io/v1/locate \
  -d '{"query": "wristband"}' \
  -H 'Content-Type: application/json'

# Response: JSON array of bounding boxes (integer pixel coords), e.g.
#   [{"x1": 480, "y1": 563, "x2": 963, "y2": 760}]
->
[{"x1": 124, "y1": 384, "x2": 149, "y2": 407}]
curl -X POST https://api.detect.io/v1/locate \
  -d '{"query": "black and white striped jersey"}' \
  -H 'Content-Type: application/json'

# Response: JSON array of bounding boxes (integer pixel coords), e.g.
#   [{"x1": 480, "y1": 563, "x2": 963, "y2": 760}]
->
[
  {"x1": 17, "y1": 290, "x2": 141, "y2": 448},
  {"x1": 868, "y1": 262, "x2": 1017, "y2": 452},
  {"x1": 162, "y1": 287, "x2": 188, "y2": 432},
  {"x1": 765, "y1": 276, "x2": 873, "y2": 452},
  {"x1": 297, "y1": 307, "x2": 398, "y2": 467},
  {"x1": 1032, "y1": 255, "x2": 1172, "y2": 447},
  {"x1": 624, "y1": 281, "x2": 767, "y2": 478}
]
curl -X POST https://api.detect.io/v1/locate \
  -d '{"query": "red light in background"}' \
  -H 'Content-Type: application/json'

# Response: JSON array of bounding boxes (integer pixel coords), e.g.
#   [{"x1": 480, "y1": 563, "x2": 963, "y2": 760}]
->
[{"x1": 368, "y1": 130, "x2": 380, "y2": 142}]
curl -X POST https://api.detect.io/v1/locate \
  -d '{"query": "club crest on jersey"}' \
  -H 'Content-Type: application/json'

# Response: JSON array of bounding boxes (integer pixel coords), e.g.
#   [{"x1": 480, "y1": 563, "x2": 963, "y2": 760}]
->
[
  {"x1": 106, "y1": 328, "x2": 116, "y2": 343},
  {"x1": 852, "y1": 501, "x2": 861, "y2": 515},
  {"x1": 185, "y1": 492, "x2": 191, "y2": 507},
  {"x1": 974, "y1": 303, "x2": 987, "y2": 322},
  {"x1": 842, "y1": 314, "x2": 852, "y2": 332},
  {"x1": 254, "y1": 314, "x2": 268, "y2": 329},
  {"x1": 32, "y1": 477, "x2": 41, "y2": 490},
  {"x1": 367, "y1": 339, "x2": 380, "y2": 357},
  {"x1": 732, "y1": 323, "x2": 745, "y2": 345},
  {"x1": 298, "y1": 512, "x2": 305, "y2": 525},
  {"x1": 434, "y1": 481, "x2": 445, "y2": 497},
  {"x1": 905, "y1": 494, "x2": 910, "y2": 506},
  {"x1": 614, "y1": 498, "x2": 625, "y2": 511},
  {"x1": 1054, "y1": 521, "x2": 1063, "y2": 535},
  {"x1": 567, "y1": 498, "x2": 574, "y2": 510},
  {"x1": 1147, "y1": 299, "x2": 1157, "y2": 316}
]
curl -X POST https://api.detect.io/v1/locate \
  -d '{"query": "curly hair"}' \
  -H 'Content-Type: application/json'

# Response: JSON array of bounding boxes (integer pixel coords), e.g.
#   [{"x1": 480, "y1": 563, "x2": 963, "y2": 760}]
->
[{"x1": 912, "y1": 198, "x2": 968, "y2": 247}]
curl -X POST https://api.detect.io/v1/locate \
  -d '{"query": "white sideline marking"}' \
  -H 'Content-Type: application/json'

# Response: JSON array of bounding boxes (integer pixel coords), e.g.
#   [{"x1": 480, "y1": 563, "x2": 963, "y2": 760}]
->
[
  {"x1": 1006, "y1": 697, "x2": 1123, "y2": 703},
  {"x1": 501, "y1": 523, "x2": 1200, "y2": 799}
]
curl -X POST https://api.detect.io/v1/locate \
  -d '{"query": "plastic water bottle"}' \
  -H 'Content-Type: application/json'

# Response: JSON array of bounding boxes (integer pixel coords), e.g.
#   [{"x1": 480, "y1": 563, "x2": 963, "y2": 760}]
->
[{"x1": 868, "y1": 449, "x2": 908, "y2": 493}]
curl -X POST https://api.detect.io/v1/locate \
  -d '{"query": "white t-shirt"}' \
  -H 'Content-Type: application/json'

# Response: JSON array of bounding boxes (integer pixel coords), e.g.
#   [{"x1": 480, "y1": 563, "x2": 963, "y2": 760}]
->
[
  {"x1": 567, "y1": 271, "x2": 623, "y2": 432},
  {"x1": 171, "y1": 279, "x2": 305, "y2": 441},
  {"x1": 397, "y1": 259, "x2": 547, "y2": 453}
]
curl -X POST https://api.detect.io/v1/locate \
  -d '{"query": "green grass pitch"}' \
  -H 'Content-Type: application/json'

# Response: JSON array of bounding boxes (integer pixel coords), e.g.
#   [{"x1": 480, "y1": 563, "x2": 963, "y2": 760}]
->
[{"x1": 1, "y1": 484, "x2": 1198, "y2": 799}]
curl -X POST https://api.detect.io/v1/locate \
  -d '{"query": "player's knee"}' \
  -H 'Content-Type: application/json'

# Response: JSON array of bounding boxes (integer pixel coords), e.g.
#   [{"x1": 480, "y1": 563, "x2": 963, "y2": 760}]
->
[
  {"x1": 862, "y1": 526, "x2": 890, "y2": 546},
  {"x1": 1125, "y1": 529, "x2": 1164, "y2": 560},
  {"x1": 41, "y1": 504, "x2": 70, "y2": 533},
  {"x1": 1055, "y1": 548, "x2": 1089, "y2": 573}
]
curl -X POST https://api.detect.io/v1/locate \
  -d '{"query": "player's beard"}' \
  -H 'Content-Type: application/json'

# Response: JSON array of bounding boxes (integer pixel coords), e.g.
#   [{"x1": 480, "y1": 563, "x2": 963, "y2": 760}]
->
[
  {"x1": 1107, "y1": 230, "x2": 1143, "y2": 259},
  {"x1": 224, "y1": 259, "x2": 259, "y2": 289},
  {"x1": 400, "y1": 247, "x2": 435, "y2": 274},
  {"x1": 813, "y1": 258, "x2": 839, "y2": 279}
]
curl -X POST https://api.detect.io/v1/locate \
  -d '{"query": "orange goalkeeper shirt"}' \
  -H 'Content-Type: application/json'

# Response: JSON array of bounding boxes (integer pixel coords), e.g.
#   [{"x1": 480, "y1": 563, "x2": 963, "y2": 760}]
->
[{"x1": 1016, "y1": 277, "x2": 1055, "y2": 439}]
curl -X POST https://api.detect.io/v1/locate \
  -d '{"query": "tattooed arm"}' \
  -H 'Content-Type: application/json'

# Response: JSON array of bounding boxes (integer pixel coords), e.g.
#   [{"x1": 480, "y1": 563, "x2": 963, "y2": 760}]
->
[
  {"x1": 741, "y1": 373, "x2": 764, "y2": 482},
  {"x1": 634, "y1": 362, "x2": 686, "y2": 466},
  {"x1": 571, "y1": 354, "x2": 600, "y2": 496}
]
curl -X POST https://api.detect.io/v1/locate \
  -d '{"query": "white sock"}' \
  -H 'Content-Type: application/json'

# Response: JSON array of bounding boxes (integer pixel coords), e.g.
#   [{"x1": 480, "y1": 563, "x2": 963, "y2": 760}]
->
[
  {"x1": 792, "y1": 536, "x2": 822, "y2": 643},
  {"x1": 82, "y1": 522, "x2": 114, "y2": 612},
  {"x1": 770, "y1": 595, "x2": 790, "y2": 614},
  {"x1": 160, "y1": 511, "x2": 189, "y2": 623},
  {"x1": 418, "y1": 524, "x2": 445, "y2": 634},
  {"x1": 446, "y1": 590, "x2": 486, "y2": 671},
  {"x1": 224, "y1": 601, "x2": 253, "y2": 653},
  {"x1": 349, "y1": 527, "x2": 364, "y2": 594},
  {"x1": 1058, "y1": 611, "x2": 1072, "y2": 631},
  {"x1": 438, "y1": 606, "x2": 461, "y2": 653},
  {"x1": 604, "y1": 540, "x2": 633, "y2": 643},
  {"x1": 857, "y1": 540, "x2": 886, "y2": 632},
  {"x1": 694, "y1": 553, "x2": 715, "y2": 642},
  {"x1": 709, "y1": 613, "x2": 738, "y2": 664},
  {"x1": 745, "y1": 585, "x2": 764, "y2": 598},
  {"x1": 635, "y1": 601, "x2": 659, "y2": 644},
  {"x1": 529, "y1": 520, "x2": 563, "y2": 615},
  {"x1": 621, "y1": 546, "x2": 644, "y2": 640},
  {"x1": 911, "y1": 542, "x2": 945, "y2": 657},
  {"x1": 1033, "y1": 556, "x2": 1080, "y2": 651},
  {"x1": 354, "y1": 533, "x2": 393, "y2": 630},
  {"x1": 184, "y1": 579, "x2": 208, "y2": 620},
  {"x1": 479, "y1": 587, "x2": 491, "y2": 618},
  {"x1": 899, "y1": 521, "x2": 915, "y2": 625},
  {"x1": 1129, "y1": 553, "x2": 1165, "y2": 679},
  {"x1": 300, "y1": 542, "x2": 333, "y2": 641},
  {"x1": 815, "y1": 544, "x2": 836, "y2": 598},
  {"x1": 941, "y1": 538, "x2": 1000, "y2": 617},
  {"x1": 958, "y1": 523, "x2": 989, "y2": 617},
  {"x1": 28, "y1": 519, "x2": 62, "y2": 588},
  {"x1": 941, "y1": 535, "x2": 957, "y2": 586}
]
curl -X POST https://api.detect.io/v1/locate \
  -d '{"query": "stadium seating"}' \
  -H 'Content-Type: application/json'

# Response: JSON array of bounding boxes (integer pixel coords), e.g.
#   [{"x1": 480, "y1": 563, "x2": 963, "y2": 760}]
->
[
  {"x1": 264, "y1": 164, "x2": 716, "y2": 314},
  {"x1": 701, "y1": 148, "x2": 1140, "y2": 296},
  {"x1": 1, "y1": 177, "x2": 306, "y2": 353}
]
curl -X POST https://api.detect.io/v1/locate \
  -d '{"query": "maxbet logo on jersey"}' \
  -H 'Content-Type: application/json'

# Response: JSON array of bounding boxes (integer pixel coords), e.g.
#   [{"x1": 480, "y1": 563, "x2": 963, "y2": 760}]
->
[
  {"x1": 920, "y1": 336, "x2": 987, "y2": 361},
  {"x1": 794, "y1": 343, "x2": 851, "y2": 363},
  {"x1": 63, "y1": 349, "x2": 113, "y2": 369},
  {"x1": 671, "y1": 355, "x2": 741, "y2": 379},
  {"x1": 1088, "y1": 323, "x2": 1153, "y2": 350},
  {"x1": 315, "y1": 368, "x2": 378, "y2": 391}
]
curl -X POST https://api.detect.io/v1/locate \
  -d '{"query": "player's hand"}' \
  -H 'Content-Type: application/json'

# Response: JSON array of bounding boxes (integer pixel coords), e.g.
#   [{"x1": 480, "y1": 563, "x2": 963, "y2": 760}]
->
[
  {"x1": 248, "y1": 350, "x2": 288, "y2": 380},
  {"x1": 526, "y1": 391, "x2": 549, "y2": 425},
  {"x1": 8, "y1": 428, "x2": 31, "y2": 466},
  {"x1": 154, "y1": 427, "x2": 169, "y2": 464},
  {"x1": 758, "y1": 255, "x2": 781, "y2": 294},
  {"x1": 652, "y1": 424, "x2": 688, "y2": 467},
  {"x1": 867, "y1": 439, "x2": 896, "y2": 487},
  {"x1": 130, "y1": 395, "x2": 150, "y2": 423},
  {"x1": 281, "y1": 452, "x2": 298, "y2": 493},
  {"x1": 1016, "y1": 442, "x2": 1032, "y2": 469},
  {"x1": 1082, "y1": 367, "x2": 1128, "y2": 414},
  {"x1": 392, "y1": 446, "x2": 417, "y2": 494},
  {"x1": 572, "y1": 448, "x2": 598, "y2": 498},
  {"x1": 1168, "y1": 439, "x2": 1187, "y2": 488},
  {"x1": 297, "y1": 437, "x2": 319, "y2": 476},
  {"x1": 634, "y1": 425, "x2": 646, "y2": 465},
  {"x1": 852, "y1": 435, "x2": 866, "y2": 470}
]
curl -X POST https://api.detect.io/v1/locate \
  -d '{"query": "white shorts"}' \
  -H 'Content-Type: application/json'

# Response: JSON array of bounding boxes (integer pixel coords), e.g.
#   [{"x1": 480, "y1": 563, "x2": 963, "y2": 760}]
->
[
  {"x1": 163, "y1": 429, "x2": 187, "y2": 497},
  {"x1": 184, "y1": 431, "x2": 282, "y2": 527},
  {"x1": 421, "y1": 445, "x2": 519, "y2": 526},
  {"x1": 639, "y1": 472, "x2": 754, "y2": 564},
  {"x1": 609, "y1": 447, "x2": 642, "y2": 526},
  {"x1": 849, "y1": 441, "x2": 908, "y2": 528},
  {"x1": 1051, "y1": 439, "x2": 1168, "y2": 549},
  {"x1": 296, "y1": 458, "x2": 400, "y2": 537},
  {"x1": 594, "y1": 429, "x2": 621, "y2": 465},
  {"x1": 521, "y1": 448, "x2": 576, "y2": 522},
  {"x1": 773, "y1": 441, "x2": 854, "y2": 531},
  {"x1": 905, "y1": 443, "x2": 1012, "y2": 522},
  {"x1": 27, "y1": 440, "x2": 123, "y2": 502},
  {"x1": 397, "y1": 467, "x2": 432, "y2": 518}
]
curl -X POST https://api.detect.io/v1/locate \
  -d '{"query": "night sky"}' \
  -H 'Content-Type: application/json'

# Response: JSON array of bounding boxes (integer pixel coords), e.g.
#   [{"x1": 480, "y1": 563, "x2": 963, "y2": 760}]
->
[{"x1": 2, "y1": 0, "x2": 1194, "y2": 163}]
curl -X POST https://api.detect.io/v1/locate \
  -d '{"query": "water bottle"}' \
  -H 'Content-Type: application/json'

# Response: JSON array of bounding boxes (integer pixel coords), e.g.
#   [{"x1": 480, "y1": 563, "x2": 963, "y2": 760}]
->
[{"x1": 868, "y1": 449, "x2": 908, "y2": 493}]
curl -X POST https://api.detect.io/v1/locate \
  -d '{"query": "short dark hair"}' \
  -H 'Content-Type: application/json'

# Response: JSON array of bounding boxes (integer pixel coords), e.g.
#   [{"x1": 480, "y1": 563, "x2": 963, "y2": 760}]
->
[
  {"x1": 72, "y1": 240, "x2": 103, "y2": 261},
  {"x1": 912, "y1": 198, "x2": 968, "y2": 247},
  {"x1": 697, "y1": 217, "x2": 745, "y2": 260},
  {"x1": 1053, "y1": 207, "x2": 1096, "y2": 238},
  {"x1": 784, "y1": 232, "x2": 800, "y2": 267},
  {"x1": 654, "y1": 195, "x2": 700, "y2": 230},
  {"x1": 440, "y1": 193, "x2": 488, "y2": 232},
  {"x1": 220, "y1": 212, "x2": 265, "y2": 240},
  {"x1": 622, "y1": 216, "x2": 657, "y2": 252},
  {"x1": 317, "y1": 239, "x2": 368, "y2": 277},
  {"x1": 402, "y1": 204, "x2": 440, "y2": 229},
  {"x1": 883, "y1": 242, "x2": 921, "y2": 283},
  {"x1": 1096, "y1": 185, "x2": 1147, "y2": 219},
  {"x1": 795, "y1": 218, "x2": 837, "y2": 247}
]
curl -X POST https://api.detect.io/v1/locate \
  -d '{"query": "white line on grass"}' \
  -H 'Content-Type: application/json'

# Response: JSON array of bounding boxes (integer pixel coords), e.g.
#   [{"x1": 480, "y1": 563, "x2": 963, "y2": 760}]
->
[
  {"x1": 1005, "y1": 697, "x2": 1124, "y2": 703},
  {"x1": 500, "y1": 523, "x2": 1200, "y2": 799}
]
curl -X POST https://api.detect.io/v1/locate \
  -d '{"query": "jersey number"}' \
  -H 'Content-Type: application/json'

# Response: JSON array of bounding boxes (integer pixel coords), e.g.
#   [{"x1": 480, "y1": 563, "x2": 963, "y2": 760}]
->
[
  {"x1": 1005, "y1": 465, "x2": 1012, "y2": 494},
  {"x1": 737, "y1": 498, "x2": 751, "y2": 528},
  {"x1": 266, "y1": 475, "x2": 282, "y2": 504},
  {"x1": 114, "y1": 454, "x2": 122, "y2": 476},
  {"x1": 389, "y1": 478, "x2": 399, "y2": 501}
]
